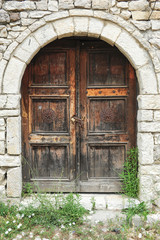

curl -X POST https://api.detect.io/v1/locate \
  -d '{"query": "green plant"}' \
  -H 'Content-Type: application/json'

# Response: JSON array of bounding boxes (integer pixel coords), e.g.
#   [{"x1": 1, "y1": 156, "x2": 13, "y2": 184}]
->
[
  {"x1": 91, "y1": 197, "x2": 96, "y2": 211},
  {"x1": 22, "y1": 182, "x2": 33, "y2": 197},
  {"x1": 122, "y1": 200, "x2": 149, "y2": 225},
  {"x1": 119, "y1": 147, "x2": 139, "y2": 198}
]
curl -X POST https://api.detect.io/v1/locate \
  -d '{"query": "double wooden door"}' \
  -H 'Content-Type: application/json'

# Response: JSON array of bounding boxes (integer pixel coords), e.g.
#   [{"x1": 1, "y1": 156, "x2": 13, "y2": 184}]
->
[{"x1": 22, "y1": 38, "x2": 136, "y2": 192}]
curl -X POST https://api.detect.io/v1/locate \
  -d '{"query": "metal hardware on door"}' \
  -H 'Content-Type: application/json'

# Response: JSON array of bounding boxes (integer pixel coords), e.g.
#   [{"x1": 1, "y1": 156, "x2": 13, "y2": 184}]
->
[{"x1": 71, "y1": 115, "x2": 84, "y2": 127}]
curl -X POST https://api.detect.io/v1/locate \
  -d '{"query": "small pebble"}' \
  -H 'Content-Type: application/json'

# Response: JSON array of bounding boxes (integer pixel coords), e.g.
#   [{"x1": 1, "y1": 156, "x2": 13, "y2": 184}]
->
[{"x1": 138, "y1": 233, "x2": 142, "y2": 239}]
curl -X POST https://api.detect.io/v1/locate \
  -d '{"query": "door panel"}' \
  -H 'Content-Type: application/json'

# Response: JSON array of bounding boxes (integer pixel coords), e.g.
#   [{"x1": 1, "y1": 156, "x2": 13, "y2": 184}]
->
[{"x1": 22, "y1": 38, "x2": 137, "y2": 192}]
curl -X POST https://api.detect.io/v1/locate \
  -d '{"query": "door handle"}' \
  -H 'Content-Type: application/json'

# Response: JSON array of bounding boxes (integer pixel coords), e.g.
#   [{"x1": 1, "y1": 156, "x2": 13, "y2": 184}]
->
[{"x1": 71, "y1": 115, "x2": 84, "y2": 127}]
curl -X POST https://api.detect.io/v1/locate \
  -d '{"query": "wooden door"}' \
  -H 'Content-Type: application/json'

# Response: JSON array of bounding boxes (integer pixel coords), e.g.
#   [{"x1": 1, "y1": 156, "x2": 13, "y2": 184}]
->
[{"x1": 22, "y1": 38, "x2": 136, "y2": 192}]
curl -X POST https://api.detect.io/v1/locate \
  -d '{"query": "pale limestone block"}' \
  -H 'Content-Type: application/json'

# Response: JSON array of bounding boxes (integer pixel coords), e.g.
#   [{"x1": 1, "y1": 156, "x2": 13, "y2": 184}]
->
[
  {"x1": 16, "y1": 29, "x2": 31, "y2": 43},
  {"x1": 140, "y1": 165, "x2": 160, "y2": 175},
  {"x1": 0, "y1": 110, "x2": 20, "y2": 117},
  {"x1": 4, "y1": 41, "x2": 18, "y2": 60},
  {"x1": 0, "y1": 185, "x2": 5, "y2": 196},
  {"x1": 3, "y1": 57, "x2": 26, "y2": 94},
  {"x1": 88, "y1": 18, "x2": 104, "y2": 37},
  {"x1": 92, "y1": 0, "x2": 109, "y2": 9},
  {"x1": 120, "y1": 10, "x2": 132, "y2": 20},
  {"x1": 34, "y1": 23, "x2": 57, "y2": 47},
  {"x1": 29, "y1": 11, "x2": 51, "y2": 19},
  {"x1": 15, "y1": 36, "x2": 40, "y2": 64},
  {"x1": 53, "y1": 17, "x2": 74, "y2": 38},
  {"x1": 132, "y1": 11, "x2": 150, "y2": 21},
  {"x1": 0, "y1": 96, "x2": 7, "y2": 108},
  {"x1": 117, "y1": 2, "x2": 128, "y2": 8},
  {"x1": 0, "y1": 39, "x2": 12, "y2": 46},
  {"x1": 0, "y1": 132, "x2": 5, "y2": 141},
  {"x1": 3, "y1": 1, "x2": 36, "y2": 11},
  {"x1": 0, "y1": 141, "x2": 5, "y2": 155},
  {"x1": 0, "y1": 155, "x2": 21, "y2": 167},
  {"x1": 131, "y1": 20, "x2": 151, "y2": 31},
  {"x1": 115, "y1": 31, "x2": 150, "y2": 70},
  {"x1": 0, "y1": 10, "x2": 10, "y2": 23},
  {"x1": 0, "y1": 26, "x2": 7, "y2": 38},
  {"x1": 137, "y1": 110, "x2": 153, "y2": 122},
  {"x1": 20, "y1": 12, "x2": 28, "y2": 18},
  {"x1": 48, "y1": 0, "x2": 58, "y2": 11},
  {"x1": 158, "y1": 73, "x2": 160, "y2": 94},
  {"x1": 0, "y1": 169, "x2": 6, "y2": 182},
  {"x1": 9, "y1": 12, "x2": 20, "y2": 22},
  {"x1": 151, "y1": 20, "x2": 160, "y2": 30},
  {"x1": 101, "y1": 22, "x2": 121, "y2": 46},
  {"x1": 155, "y1": 198, "x2": 160, "y2": 208},
  {"x1": 129, "y1": 0, "x2": 149, "y2": 11},
  {"x1": 74, "y1": 17, "x2": 89, "y2": 36},
  {"x1": 75, "y1": 0, "x2": 91, "y2": 8},
  {"x1": 154, "y1": 145, "x2": 160, "y2": 162},
  {"x1": 7, "y1": 167, "x2": 22, "y2": 197},
  {"x1": 8, "y1": 31, "x2": 20, "y2": 39},
  {"x1": 110, "y1": 7, "x2": 120, "y2": 14},
  {"x1": 7, "y1": 117, "x2": 21, "y2": 155},
  {"x1": 36, "y1": 0, "x2": 48, "y2": 10},
  {"x1": 28, "y1": 19, "x2": 46, "y2": 32},
  {"x1": 154, "y1": 111, "x2": 160, "y2": 121},
  {"x1": 21, "y1": 18, "x2": 36, "y2": 26},
  {"x1": 138, "y1": 95, "x2": 160, "y2": 110},
  {"x1": 151, "y1": 2, "x2": 160, "y2": 10},
  {"x1": 59, "y1": 0, "x2": 74, "y2": 9},
  {"x1": 0, "y1": 59, "x2": 7, "y2": 93},
  {"x1": 136, "y1": 64, "x2": 157, "y2": 94},
  {"x1": 69, "y1": 9, "x2": 93, "y2": 16},
  {"x1": 154, "y1": 134, "x2": 160, "y2": 145},
  {"x1": 137, "y1": 133, "x2": 154, "y2": 164},
  {"x1": 0, "y1": 119, "x2": 5, "y2": 126},
  {"x1": 139, "y1": 175, "x2": 154, "y2": 202},
  {"x1": 150, "y1": 11, "x2": 160, "y2": 20},
  {"x1": 138, "y1": 122, "x2": 160, "y2": 132},
  {"x1": 44, "y1": 11, "x2": 69, "y2": 22},
  {"x1": 149, "y1": 38, "x2": 160, "y2": 48}
]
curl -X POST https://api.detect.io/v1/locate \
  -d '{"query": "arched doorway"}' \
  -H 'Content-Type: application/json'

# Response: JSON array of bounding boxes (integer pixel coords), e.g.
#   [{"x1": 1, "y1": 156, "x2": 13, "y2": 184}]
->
[{"x1": 21, "y1": 38, "x2": 137, "y2": 192}]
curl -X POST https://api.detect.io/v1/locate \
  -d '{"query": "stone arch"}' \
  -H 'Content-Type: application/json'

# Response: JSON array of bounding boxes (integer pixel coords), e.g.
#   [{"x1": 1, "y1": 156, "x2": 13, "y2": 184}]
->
[{"x1": 2, "y1": 16, "x2": 158, "y2": 95}]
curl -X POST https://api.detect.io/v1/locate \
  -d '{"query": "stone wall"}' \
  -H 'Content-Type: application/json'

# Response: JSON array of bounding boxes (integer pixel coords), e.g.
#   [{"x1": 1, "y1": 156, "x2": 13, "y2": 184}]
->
[{"x1": 0, "y1": 0, "x2": 160, "y2": 207}]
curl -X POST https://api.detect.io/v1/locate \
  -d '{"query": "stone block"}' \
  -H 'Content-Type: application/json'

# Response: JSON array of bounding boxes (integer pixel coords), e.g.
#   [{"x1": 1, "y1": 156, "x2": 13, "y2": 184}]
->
[
  {"x1": 4, "y1": 41, "x2": 18, "y2": 60},
  {"x1": 120, "y1": 10, "x2": 132, "y2": 20},
  {"x1": 88, "y1": 18, "x2": 104, "y2": 37},
  {"x1": 110, "y1": 7, "x2": 120, "y2": 14},
  {"x1": 29, "y1": 11, "x2": 51, "y2": 19},
  {"x1": 140, "y1": 165, "x2": 160, "y2": 175},
  {"x1": 21, "y1": 18, "x2": 36, "y2": 26},
  {"x1": 138, "y1": 95, "x2": 160, "y2": 110},
  {"x1": 59, "y1": 0, "x2": 74, "y2": 9},
  {"x1": 151, "y1": 20, "x2": 160, "y2": 30},
  {"x1": 137, "y1": 133, "x2": 154, "y2": 164},
  {"x1": 155, "y1": 198, "x2": 160, "y2": 208},
  {"x1": 15, "y1": 29, "x2": 31, "y2": 43},
  {"x1": 3, "y1": 57, "x2": 26, "y2": 94},
  {"x1": 136, "y1": 64, "x2": 157, "y2": 94},
  {"x1": 69, "y1": 9, "x2": 93, "y2": 16},
  {"x1": 0, "y1": 10, "x2": 10, "y2": 23},
  {"x1": 137, "y1": 110, "x2": 153, "y2": 122},
  {"x1": 138, "y1": 122, "x2": 160, "y2": 132},
  {"x1": 0, "y1": 155, "x2": 21, "y2": 167},
  {"x1": 129, "y1": 0, "x2": 149, "y2": 11},
  {"x1": 36, "y1": 0, "x2": 48, "y2": 10},
  {"x1": 0, "y1": 59, "x2": 7, "y2": 93},
  {"x1": 155, "y1": 182, "x2": 160, "y2": 192},
  {"x1": 14, "y1": 36, "x2": 40, "y2": 64},
  {"x1": 92, "y1": 0, "x2": 109, "y2": 9},
  {"x1": 0, "y1": 26, "x2": 7, "y2": 38},
  {"x1": 7, "y1": 117, "x2": 21, "y2": 155},
  {"x1": 3, "y1": 1, "x2": 36, "y2": 11},
  {"x1": 9, "y1": 12, "x2": 20, "y2": 22},
  {"x1": 74, "y1": 17, "x2": 88, "y2": 36},
  {"x1": 101, "y1": 22, "x2": 121, "y2": 46},
  {"x1": 0, "y1": 185, "x2": 5, "y2": 196},
  {"x1": 131, "y1": 20, "x2": 151, "y2": 30},
  {"x1": 115, "y1": 31, "x2": 150, "y2": 70},
  {"x1": 44, "y1": 11, "x2": 69, "y2": 22},
  {"x1": 151, "y1": 2, "x2": 160, "y2": 10},
  {"x1": 150, "y1": 11, "x2": 160, "y2": 20},
  {"x1": 154, "y1": 111, "x2": 160, "y2": 121},
  {"x1": 53, "y1": 17, "x2": 74, "y2": 38},
  {"x1": 0, "y1": 131, "x2": 5, "y2": 141},
  {"x1": 34, "y1": 23, "x2": 57, "y2": 47},
  {"x1": 75, "y1": 0, "x2": 91, "y2": 8},
  {"x1": 139, "y1": 175, "x2": 154, "y2": 202},
  {"x1": 0, "y1": 119, "x2": 5, "y2": 126},
  {"x1": 117, "y1": 2, "x2": 128, "y2": 8},
  {"x1": 153, "y1": 145, "x2": 160, "y2": 162},
  {"x1": 7, "y1": 167, "x2": 22, "y2": 198},
  {"x1": 132, "y1": 11, "x2": 150, "y2": 21},
  {"x1": 0, "y1": 110, "x2": 20, "y2": 117},
  {"x1": 0, "y1": 169, "x2": 6, "y2": 182},
  {"x1": 28, "y1": 19, "x2": 45, "y2": 32},
  {"x1": 48, "y1": 0, "x2": 58, "y2": 11},
  {"x1": 147, "y1": 213, "x2": 160, "y2": 224},
  {"x1": 0, "y1": 141, "x2": 5, "y2": 155},
  {"x1": 154, "y1": 134, "x2": 160, "y2": 145}
]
